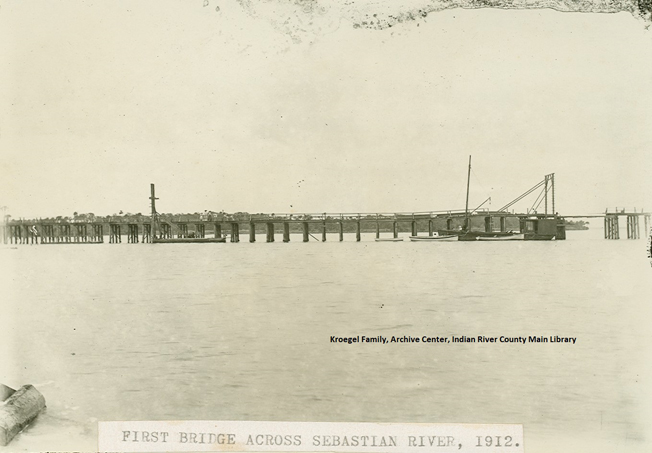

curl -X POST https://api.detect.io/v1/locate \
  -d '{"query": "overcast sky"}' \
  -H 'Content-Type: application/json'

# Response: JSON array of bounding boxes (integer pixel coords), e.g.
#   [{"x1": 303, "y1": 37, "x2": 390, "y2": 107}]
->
[{"x1": 1, "y1": 2, "x2": 651, "y2": 218}]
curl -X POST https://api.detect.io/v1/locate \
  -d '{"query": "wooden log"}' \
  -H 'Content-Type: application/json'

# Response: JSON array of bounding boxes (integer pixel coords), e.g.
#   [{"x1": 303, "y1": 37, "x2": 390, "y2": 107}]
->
[
  {"x1": 356, "y1": 221, "x2": 361, "y2": 242},
  {"x1": 322, "y1": 222, "x2": 327, "y2": 242},
  {"x1": 302, "y1": 222, "x2": 309, "y2": 242},
  {"x1": 0, "y1": 384, "x2": 46, "y2": 446},
  {"x1": 339, "y1": 222, "x2": 344, "y2": 242},
  {"x1": 411, "y1": 221, "x2": 417, "y2": 237},
  {"x1": 428, "y1": 220, "x2": 433, "y2": 236},
  {"x1": 393, "y1": 221, "x2": 398, "y2": 239},
  {"x1": 250, "y1": 222, "x2": 256, "y2": 243}
]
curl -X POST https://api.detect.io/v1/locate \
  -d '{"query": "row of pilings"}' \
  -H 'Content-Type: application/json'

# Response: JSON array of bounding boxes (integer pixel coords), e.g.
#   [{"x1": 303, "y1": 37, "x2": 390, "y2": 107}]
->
[
  {"x1": 4, "y1": 213, "x2": 648, "y2": 244},
  {"x1": 2, "y1": 216, "x2": 492, "y2": 244},
  {"x1": 604, "y1": 214, "x2": 649, "y2": 240}
]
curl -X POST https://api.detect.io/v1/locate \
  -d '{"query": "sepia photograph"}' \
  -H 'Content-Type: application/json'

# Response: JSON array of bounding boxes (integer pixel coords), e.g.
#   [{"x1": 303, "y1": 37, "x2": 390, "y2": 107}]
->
[{"x1": 1, "y1": 1, "x2": 652, "y2": 452}]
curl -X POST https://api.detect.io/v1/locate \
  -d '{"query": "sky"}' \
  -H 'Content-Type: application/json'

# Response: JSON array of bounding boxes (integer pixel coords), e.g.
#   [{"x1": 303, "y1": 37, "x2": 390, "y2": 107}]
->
[{"x1": 1, "y1": 1, "x2": 651, "y2": 219}]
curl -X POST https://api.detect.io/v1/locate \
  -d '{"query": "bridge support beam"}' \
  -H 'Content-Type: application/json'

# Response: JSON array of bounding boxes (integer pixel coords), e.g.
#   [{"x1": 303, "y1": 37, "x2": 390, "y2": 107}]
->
[
  {"x1": 339, "y1": 222, "x2": 344, "y2": 241},
  {"x1": 604, "y1": 216, "x2": 619, "y2": 239},
  {"x1": 322, "y1": 222, "x2": 327, "y2": 242},
  {"x1": 127, "y1": 224, "x2": 138, "y2": 243},
  {"x1": 428, "y1": 220, "x2": 433, "y2": 236},
  {"x1": 214, "y1": 223, "x2": 222, "y2": 239},
  {"x1": 249, "y1": 222, "x2": 256, "y2": 243},
  {"x1": 283, "y1": 222, "x2": 290, "y2": 242},
  {"x1": 109, "y1": 224, "x2": 121, "y2": 243},
  {"x1": 500, "y1": 217, "x2": 506, "y2": 233},
  {"x1": 177, "y1": 223, "x2": 188, "y2": 238},
  {"x1": 356, "y1": 221, "x2": 361, "y2": 242},
  {"x1": 411, "y1": 221, "x2": 417, "y2": 237},
  {"x1": 626, "y1": 215, "x2": 639, "y2": 239},
  {"x1": 231, "y1": 223, "x2": 240, "y2": 242},
  {"x1": 196, "y1": 224, "x2": 205, "y2": 238},
  {"x1": 302, "y1": 222, "x2": 309, "y2": 242},
  {"x1": 484, "y1": 216, "x2": 492, "y2": 233},
  {"x1": 393, "y1": 221, "x2": 398, "y2": 239},
  {"x1": 142, "y1": 224, "x2": 150, "y2": 243},
  {"x1": 266, "y1": 223, "x2": 274, "y2": 243}
]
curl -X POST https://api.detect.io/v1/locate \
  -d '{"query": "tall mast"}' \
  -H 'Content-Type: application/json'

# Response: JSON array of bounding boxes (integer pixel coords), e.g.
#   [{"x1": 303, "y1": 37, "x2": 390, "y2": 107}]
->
[
  {"x1": 150, "y1": 183, "x2": 158, "y2": 240},
  {"x1": 464, "y1": 155, "x2": 472, "y2": 230}
]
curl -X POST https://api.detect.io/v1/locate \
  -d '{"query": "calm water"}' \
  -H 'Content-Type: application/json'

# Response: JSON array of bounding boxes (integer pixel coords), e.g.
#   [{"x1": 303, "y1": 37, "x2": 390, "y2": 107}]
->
[{"x1": 1, "y1": 229, "x2": 651, "y2": 452}]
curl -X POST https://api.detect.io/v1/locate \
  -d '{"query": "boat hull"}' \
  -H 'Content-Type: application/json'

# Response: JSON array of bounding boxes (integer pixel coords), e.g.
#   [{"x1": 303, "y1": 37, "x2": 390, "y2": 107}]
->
[
  {"x1": 476, "y1": 233, "x2": 525, "y2": 241},
  {"x1": 153, "y1": 237, "x2": 226, "y2": 243},
  {"x1": 409, "y1": 235, "x2": 457, "y2": 242}
]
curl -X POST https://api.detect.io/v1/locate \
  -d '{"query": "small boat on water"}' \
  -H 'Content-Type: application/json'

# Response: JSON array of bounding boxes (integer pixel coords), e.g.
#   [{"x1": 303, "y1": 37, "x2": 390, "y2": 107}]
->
[
  {"x1": 409, "y1": 233, "x2": 457, "y2": 242},
  {"x1": 476, "y1": 233, "x2": 524, "y2": 241},
  {"x1": 153, "y1": 237, "x2": 226, "y2": 244},
  {"x1": 375, "y1": 237, "x2": 404, "y2": 242}
]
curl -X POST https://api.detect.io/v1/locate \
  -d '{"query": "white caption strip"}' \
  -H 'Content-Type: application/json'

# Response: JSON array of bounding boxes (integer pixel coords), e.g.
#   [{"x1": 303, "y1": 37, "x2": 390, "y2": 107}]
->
[{"x1": 98, "y1": 421, "x2": 523, "y2": 452}]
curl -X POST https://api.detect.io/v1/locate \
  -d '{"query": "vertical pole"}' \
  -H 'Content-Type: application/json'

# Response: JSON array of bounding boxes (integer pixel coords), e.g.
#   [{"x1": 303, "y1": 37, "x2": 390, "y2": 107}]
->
[
  {"x1": 283, "y1": 222, "x2": 290, "y2": 242},
  {"x1": 428, "y1": 219, "x2": 433, "y2": 236},
  {"x1": 604, "y1": 217, "x2": 608, "y2": 239},
  {"x1": 500, "y1": 217, "x2": 506, "y2": 233},
  {"x1": 393, "y1": 221, "x2": 398, "y2": 239},
  {"x1": 150, "y1": 183, "x2": 157, "y2": 241},
  {"x1": 302, "y1": 222, "x2": 309, "y2": 242},
  {"x1": 339, "y1": 221, "x2": 344, "y2": 242},
  {"x1": 376, "y1": 215, "x2": 380, "y2": 239},
  {"x1": 551, "y1": 173, "x2": 555, "y2": 215},
  {"x1": 215, "y1": 223, "x2": 222, "y2": 239},
  {"x1": 544, "y1": 175, "x2": 548, "y2": 216},
  {"x1": 267, "y1": 223, "x2": 274, "y2": 243},
  {"x1": 250, "y1": 222, "x2": 256, "y2": 242},
  {"x1": 322, "y1": 221, "x2": 327, "y2": 242},
  {"x1": 465, "y1": 155, "x2": 471, "y2": 231},
  {"x1": 356, "y1": 220, "x2": 361, "y2": 242},
  {"x1": 411, "y1": 219, "x2": 417, "y2": 237}
]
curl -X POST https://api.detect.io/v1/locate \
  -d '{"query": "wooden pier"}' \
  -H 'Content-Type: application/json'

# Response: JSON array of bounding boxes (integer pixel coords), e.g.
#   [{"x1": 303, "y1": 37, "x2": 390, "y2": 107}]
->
[{"x1": 2, "y1": 184, "x2": 649, "y2": 245}]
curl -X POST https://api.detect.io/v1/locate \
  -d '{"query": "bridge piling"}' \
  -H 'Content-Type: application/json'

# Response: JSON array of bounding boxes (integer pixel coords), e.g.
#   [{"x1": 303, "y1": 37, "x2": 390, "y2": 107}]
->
[
  {"x1": 127, "y1": 224, "x2": 139, "y2": 243},
  {"x1": 266, "y1": 223, "x2": 274, "y2": 243},
  {"x1": 109, "y1": 224, "x2": 121, "y2": 243},
  {"x1": 231, "y1": 223, "x2": 240, "y2": 242},
  {"x1": 283, "y1": 222, "x2": 290, "y2": 242},
  {"x1": 356, "y1": 220, "x2": 361, "y2": 242},
  {"x1": 142, "y1": 224, "x2": 150, "y2": 243},
  {"x1": 250, "y1": 222, "x2": 256, "y2": 242},
  {"x1": 302, "y1": 222, "x2": 309, "y2": 242},
  {"x1": 196, "y1": 224, "x2": 205, "y2": 238},
  {"x1": 626, "y1": 215, "x2": 639, "y2": 239},
  {"x1": 339, "y1": 221, "x2": 344, "y2": 241},
  {"x1": 322, "y1": 222, "x2": 327, "y2": 242}
]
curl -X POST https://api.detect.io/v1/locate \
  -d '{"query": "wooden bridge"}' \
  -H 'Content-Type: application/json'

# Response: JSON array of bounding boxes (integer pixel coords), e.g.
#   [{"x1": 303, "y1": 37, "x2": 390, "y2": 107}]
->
[{"x1": 1, "y1": 182, "x2": 649, "y2": 245}]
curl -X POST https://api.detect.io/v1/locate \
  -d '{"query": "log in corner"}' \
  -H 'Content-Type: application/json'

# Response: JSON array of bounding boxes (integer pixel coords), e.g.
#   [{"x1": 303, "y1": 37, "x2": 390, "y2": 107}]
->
[{"x1": 0, "y1": 384, "x2": 46, "y2": 446}]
